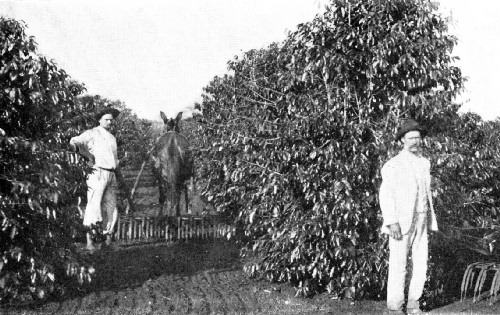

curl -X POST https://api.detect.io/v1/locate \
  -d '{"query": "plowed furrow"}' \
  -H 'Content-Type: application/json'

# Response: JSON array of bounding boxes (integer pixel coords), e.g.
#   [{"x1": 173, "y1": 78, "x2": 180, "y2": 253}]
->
[
  {"x1": 189, "y1": 273, "x2": 212, "y2": 314},
  {"x1": 191, "y1": 273, "x2": 228, "y2": 314},
  {"x1": 215, "y1": 274, "x2": 247, "y2": 314},
  {"x1": 110, "y1": 289, "x2": 137, "y2": 315},
  {"x1": 202, "y1": 270, "x2": 250, "y2": 314},
  {"x1": 147, "y1": 277, "x2": 175, "y2": 315},
  {"x1": 77, "y1": 291, "x2": 108, "y2": 315},
  {"x1": 130, "y1": 284, "x2": 155, "y2": 314},
  {"x1": 59, "y1": 295, "x2": 83, "y2": 315},
  {"x1": 219, "y1": 272, "x2": 260, "y2": 313},
  {"x1": 172, "y1": 276, "x2": 210, "y2": 315},
  {"x1": 142, "y1": 280, "x2": 158, "y2": 314},
  {"x1": 194, "y1": 270, "x2": 257, "y2": 314},
  {"x1": 159, "y1": 275, "x2": 192, "y2": 314},
  {"x1": 95, "y1": 291, "x2": 119, "y2": 315}
]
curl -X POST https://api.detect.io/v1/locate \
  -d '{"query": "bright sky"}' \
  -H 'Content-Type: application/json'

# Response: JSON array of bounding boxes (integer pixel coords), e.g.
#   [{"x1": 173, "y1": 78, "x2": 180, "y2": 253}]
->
[
  {"x1": 1, "y1": 0, "x2": 499, "y2": 121},
  {"x1": 438, "y1": 0, "x2": 500, "y2": 121}
]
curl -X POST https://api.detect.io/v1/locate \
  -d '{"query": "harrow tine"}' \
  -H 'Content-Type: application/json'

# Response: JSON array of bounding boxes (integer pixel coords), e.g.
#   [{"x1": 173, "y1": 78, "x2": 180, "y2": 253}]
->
[
  {"x1": 490, "y1": 265, "x2": 500, "y2": 305},
  {"x1": 490, "y1": 269, "x2": 498, "y2": 305},
  {"x1": 473, "y1": 267, "x2": 485, "y2": 303},
  {"x1": 461, "y1": 263, "x2": 473, "y2": 300},
  {"x1": 496, "y1": 267, "x2": 500, "y2": 304},
  {"x1": 462, "y1": 262, "x2": 481, "y2": 301},
  {"x1": 461, "y1": 269, "x2": 472, "y2": 301},
  {"x1": 474, "y1": 263, "x2": 495, "y2": 303}
]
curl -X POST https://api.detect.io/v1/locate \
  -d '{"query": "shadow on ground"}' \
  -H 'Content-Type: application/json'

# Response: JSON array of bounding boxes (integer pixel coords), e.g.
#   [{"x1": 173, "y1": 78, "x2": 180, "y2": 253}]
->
[{"x1": 75, "y1": 239, "x2": 241, "y2": 294}]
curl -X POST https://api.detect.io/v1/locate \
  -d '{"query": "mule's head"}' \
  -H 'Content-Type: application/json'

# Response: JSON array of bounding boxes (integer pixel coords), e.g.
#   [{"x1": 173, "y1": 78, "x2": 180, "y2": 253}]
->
[{"x1": 160, "y1": 111, "x2": 183, "y2": 133}]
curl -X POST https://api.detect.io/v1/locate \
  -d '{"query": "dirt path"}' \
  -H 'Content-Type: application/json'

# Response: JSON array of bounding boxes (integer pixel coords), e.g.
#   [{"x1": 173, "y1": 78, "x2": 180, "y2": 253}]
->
[
  {"x1": 3, "y1": 166, "x2": 500, "y2": 314},
  {"x1": 4, "y1": 239, "x2": 498, "y2": 315},
  {"x1": 0, "y1": 241, "x2": 500, "y2": 315},
  {"x1": 0, "y1": 240, "x2": 384, "y2": 315}
]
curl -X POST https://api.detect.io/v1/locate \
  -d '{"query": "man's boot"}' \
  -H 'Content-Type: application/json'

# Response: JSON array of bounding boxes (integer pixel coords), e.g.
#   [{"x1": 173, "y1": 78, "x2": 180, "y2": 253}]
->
[
  {"x1": 86, "y1": 232, "x2": 96, "y2": 251},
  {"x1": 105, "y1": 234, "x2": 112, "y2": 246}
]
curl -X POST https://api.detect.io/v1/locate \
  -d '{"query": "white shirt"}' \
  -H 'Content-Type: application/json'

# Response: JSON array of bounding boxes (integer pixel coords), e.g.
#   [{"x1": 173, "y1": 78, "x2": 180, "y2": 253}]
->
[
  {"x1": 70, "y1": 126, "x2": 118, "y2": 169},
  {"x1": 401, "y1": 150, "x2": 429, "y2": 213},
  {"x1": 379, "y1": 149, "x2": 438, "y2": 235}
]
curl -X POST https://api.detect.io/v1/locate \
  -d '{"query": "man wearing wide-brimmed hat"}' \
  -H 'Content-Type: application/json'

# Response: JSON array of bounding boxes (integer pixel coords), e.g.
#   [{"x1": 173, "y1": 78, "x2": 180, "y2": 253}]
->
[
  {"x1": 70, "y1": 107, "x2": 120, "y2": 251},
  {"x1": 379, "y1": 119, "x2": 439, "y2": 314}
]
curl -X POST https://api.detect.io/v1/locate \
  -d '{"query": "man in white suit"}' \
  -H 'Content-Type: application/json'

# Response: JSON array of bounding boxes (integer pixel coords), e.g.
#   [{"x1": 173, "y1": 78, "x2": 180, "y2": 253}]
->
[
  {"x1": 379, "y1": 119, "x2": 439, "y2": 314},
  {"x1": 70, "y1": 108, "x2": 120, "y2": 251}
]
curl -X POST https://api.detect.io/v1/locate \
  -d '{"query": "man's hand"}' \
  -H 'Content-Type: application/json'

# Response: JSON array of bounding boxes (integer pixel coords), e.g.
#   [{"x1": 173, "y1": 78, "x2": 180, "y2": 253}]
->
[
  {"x1": 69, "y1": 140, "x2": 79, "y2": 152},
  {"x1": 388, "y1": 223, "x2": 402, "y2": 240}
]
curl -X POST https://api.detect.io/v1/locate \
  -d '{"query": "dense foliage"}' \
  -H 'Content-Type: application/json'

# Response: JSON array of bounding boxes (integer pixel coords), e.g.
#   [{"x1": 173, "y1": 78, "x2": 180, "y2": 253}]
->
[
  {"x1": 3, "y1": 0, "x2": 497, "y2": 306},
  {"x1": 0, "y1": 17, "x2": 91, "y2": 303},
  {"x1": 419, "y1": 112, "x2": 500, "y2": 308},
  {"x1": 430, "y1": 113, "x2": 500, "y2": 227},
  {"x1": 0, "y1": 18, "x2": 152, "y2": 304},
  {"x1": 193, "y1": 0, "x2": 465, "y2": 298}
]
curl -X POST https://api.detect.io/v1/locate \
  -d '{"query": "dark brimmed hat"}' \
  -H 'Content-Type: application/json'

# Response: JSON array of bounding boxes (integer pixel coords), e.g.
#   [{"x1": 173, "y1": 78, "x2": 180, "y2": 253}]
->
[
  {"x1": 95, "y1": 107, "x2": 120, "y2": 121},
  {"x1": 395, "y1": 118, "x2": 426, "y2": 141}
]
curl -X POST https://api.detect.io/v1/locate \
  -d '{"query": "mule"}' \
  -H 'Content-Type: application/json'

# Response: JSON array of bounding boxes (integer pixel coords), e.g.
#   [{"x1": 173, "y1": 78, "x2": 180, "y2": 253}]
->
[{"x1": 151, "y1": 111, "x2": 194, "y2": 216}]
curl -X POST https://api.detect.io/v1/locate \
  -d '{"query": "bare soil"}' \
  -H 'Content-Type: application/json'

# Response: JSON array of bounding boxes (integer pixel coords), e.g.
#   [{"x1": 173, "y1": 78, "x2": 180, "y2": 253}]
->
[
  {"x1": 3, "y1": 239, "x2": 499, "y2": 315},
  {"x1": 3, "y1": 166, "x2": 499, "y2": 314}
]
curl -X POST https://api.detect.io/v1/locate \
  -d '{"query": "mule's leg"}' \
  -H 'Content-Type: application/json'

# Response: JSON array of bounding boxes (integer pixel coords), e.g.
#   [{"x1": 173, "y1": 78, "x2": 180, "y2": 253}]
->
[
  {"x1": 167, "y1": 188, "x2": 174, "y2": 217},
  {"x1": 158, "y1": 176, "x2": 165, "y2": 205},
  {"x1": 158, "y1": 177, "x2": 165, "y2": 217},
  {"x1": 172, "y1": 186, "x2": 181, "y2": 217},
  {"x1": 190, "y1": 176, "x2": 196, "y2": 197},
  {"x1": 152, "y1": 163, "x2": 165, "y2": 216}
]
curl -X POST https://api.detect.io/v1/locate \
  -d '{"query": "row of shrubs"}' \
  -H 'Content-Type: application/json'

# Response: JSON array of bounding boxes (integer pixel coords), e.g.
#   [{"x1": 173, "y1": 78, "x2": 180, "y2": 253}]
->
[
  {"x1": 0, "y1": 17, "x2": 153, "y2": 304},
  {"x1": 3, "y1": 0, "x2": 500, "y2": 307}
]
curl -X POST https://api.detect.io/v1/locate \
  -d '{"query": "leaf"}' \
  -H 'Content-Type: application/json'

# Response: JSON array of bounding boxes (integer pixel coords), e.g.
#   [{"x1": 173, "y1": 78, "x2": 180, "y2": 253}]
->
[
  {"x1": 249, "y1": 210, "x2": 256, "y2": 224},
  {"x1": 10, "y1": 226, "x2": 17, "y2": 239},
  {"x1": 301, "y1": 72, "x2": 308, "y2": 82}
]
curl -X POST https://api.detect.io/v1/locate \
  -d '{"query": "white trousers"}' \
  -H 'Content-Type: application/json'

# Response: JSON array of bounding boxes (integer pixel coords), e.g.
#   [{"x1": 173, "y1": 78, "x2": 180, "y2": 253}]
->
[
  {"x1": 83, "y1": 168, "x2": 118, "y2": 233},
  {"x1": 387, "y1": 212, "x2": 428, "y2": 310}
]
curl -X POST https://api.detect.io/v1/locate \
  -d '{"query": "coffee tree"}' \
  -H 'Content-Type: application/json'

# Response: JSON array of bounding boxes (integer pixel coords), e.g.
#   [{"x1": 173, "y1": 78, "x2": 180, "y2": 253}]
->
[
  {"x1": 0, "y1": 17, "x2": 94, "y2": 303},
  {"x1": 419, "y1": 112, "x2": 500, "y2": 308},
  {"x1": 429, "y1": 112, "x2": 500, "y2": 227},
  {"x1": 0, "y1": 17, "x2": 152, "y2": 304},
  {"x1": 195, "y1": 0, "x2": 464, "y2": 298}
]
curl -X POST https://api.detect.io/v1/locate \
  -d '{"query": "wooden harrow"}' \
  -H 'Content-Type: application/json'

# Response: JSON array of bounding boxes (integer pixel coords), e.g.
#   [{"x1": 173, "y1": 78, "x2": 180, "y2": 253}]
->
[
  {"x1": 461, "y1": 262, "x2": 500, "y2": 305},
  {"x1": 112, "y1": 151, "x2": 233, "y2": 246},
  {"x1": 439, "y1": 225, "x2": 500, "y2": 305},
  {"x1": 114, "y1": 214, "x2": 234, "y2": 243}
]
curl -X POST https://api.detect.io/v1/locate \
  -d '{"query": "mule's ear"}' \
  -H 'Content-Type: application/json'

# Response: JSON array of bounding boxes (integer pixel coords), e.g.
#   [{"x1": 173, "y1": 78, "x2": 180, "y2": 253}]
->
[
  {"x1": 175, "y1": 112, "x2": 183, "y2": 122},
  {"x1": 160, "y1": 111, "x2": 168, "y2": 122}
]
